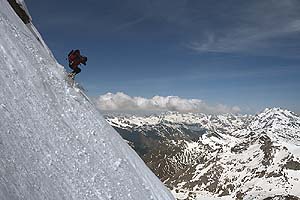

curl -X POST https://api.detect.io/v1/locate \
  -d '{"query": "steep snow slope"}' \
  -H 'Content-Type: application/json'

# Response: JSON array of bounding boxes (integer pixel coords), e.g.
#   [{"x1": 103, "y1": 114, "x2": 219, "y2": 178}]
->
[{"x1": 0, "y1": 1, "x2": 174, "y2": 200}]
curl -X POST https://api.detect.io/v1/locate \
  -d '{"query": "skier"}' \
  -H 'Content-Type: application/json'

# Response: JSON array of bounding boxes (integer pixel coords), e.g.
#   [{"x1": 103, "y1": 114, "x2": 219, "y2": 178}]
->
[{"x1": 67, "y1": 49, "x2": 87, "y2": 79}]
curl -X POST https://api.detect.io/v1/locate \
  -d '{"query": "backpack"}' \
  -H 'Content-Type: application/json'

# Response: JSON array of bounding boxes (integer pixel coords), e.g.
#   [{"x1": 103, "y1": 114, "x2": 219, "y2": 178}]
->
[
  {"x1": 68, "y1": 49, "x2": 81, "y2": 63},
  {"x1": 68, "y1": 50, "x2": 74, "y2": 57}
]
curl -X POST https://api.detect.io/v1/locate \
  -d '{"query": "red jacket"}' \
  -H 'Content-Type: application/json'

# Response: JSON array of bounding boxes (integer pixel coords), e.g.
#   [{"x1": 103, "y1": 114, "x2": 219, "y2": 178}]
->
[{"x1": 68, "y1": 50, "x2": 87, "y2": 68}]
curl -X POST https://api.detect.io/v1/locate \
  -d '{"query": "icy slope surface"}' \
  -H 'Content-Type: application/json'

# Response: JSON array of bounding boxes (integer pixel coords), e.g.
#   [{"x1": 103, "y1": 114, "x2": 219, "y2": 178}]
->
[{"x1": 0, "y1": 1, "x2": 174, "y2": 200}]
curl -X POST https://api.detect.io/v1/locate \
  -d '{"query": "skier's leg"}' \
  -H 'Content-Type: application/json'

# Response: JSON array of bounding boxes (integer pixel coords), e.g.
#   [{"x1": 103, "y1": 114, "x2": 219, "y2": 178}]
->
[
  {"x1": 74, "y1": 67, "x2": 81, "y2": 74},
  {"x1": 68, "y1": 67, "x2": 81, "y2": 79}
]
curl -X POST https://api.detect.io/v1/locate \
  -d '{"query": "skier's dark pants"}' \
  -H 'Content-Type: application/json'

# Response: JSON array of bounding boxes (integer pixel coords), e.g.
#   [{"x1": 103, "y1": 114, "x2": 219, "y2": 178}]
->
[{"x1": 69, "y1": 65, "x2": 81, "y2": 74}]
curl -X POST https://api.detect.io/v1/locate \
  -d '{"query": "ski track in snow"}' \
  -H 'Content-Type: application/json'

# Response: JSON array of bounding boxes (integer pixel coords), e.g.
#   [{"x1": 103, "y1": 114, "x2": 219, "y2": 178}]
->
[{"x1": 0, "y1": 1, "x2": 174, "y2": 199}]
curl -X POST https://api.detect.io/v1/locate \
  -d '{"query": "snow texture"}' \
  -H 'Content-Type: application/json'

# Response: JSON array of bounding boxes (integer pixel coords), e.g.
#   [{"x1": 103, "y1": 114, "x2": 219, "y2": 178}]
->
[{"x1": 0, "y1": 1, "x2": 174, "y2": 200}]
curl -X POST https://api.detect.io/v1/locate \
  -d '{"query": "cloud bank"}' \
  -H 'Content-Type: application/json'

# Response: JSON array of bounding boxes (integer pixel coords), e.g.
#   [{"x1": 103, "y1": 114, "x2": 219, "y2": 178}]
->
[{"x1": 95, "y1": 92, "x2": 240, "y2": 114}]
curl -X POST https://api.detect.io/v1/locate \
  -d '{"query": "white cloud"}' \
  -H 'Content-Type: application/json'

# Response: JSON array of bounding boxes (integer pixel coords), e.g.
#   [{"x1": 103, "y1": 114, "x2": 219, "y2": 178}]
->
[{"x1": 95, "y1": 92, "x2": 241, "y2": 114}]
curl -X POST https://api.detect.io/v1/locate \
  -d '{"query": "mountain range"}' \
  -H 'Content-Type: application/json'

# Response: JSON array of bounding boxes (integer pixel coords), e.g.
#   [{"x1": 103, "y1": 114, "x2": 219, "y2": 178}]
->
[{"x1": 105, "y1": 108, "x2": 300, "y2": 199}]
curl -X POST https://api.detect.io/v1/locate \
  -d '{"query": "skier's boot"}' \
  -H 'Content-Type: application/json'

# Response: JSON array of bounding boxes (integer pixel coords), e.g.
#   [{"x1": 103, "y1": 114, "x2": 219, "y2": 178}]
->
[{"x1": 68, "y1": 72, "x2": 76, "y2": 79}]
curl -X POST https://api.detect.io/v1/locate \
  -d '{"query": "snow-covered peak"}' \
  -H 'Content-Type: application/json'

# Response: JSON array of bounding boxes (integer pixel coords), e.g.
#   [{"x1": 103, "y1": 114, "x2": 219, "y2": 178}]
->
[
  {"x1": 0, "y1": 1, "x2": 174, "y2": 199},
  {"x1": 251, "y1": 107, "x2": 300, "y2": 128},
  {"x1": 248, "y1": 108, "x2": 300, "y2": 146}
]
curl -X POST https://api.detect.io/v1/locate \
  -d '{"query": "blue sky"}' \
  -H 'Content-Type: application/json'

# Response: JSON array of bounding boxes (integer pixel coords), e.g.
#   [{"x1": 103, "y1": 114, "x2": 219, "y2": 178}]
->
[{"x1": 25, "y1": 0, "x2": 300, "y2": 113}]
